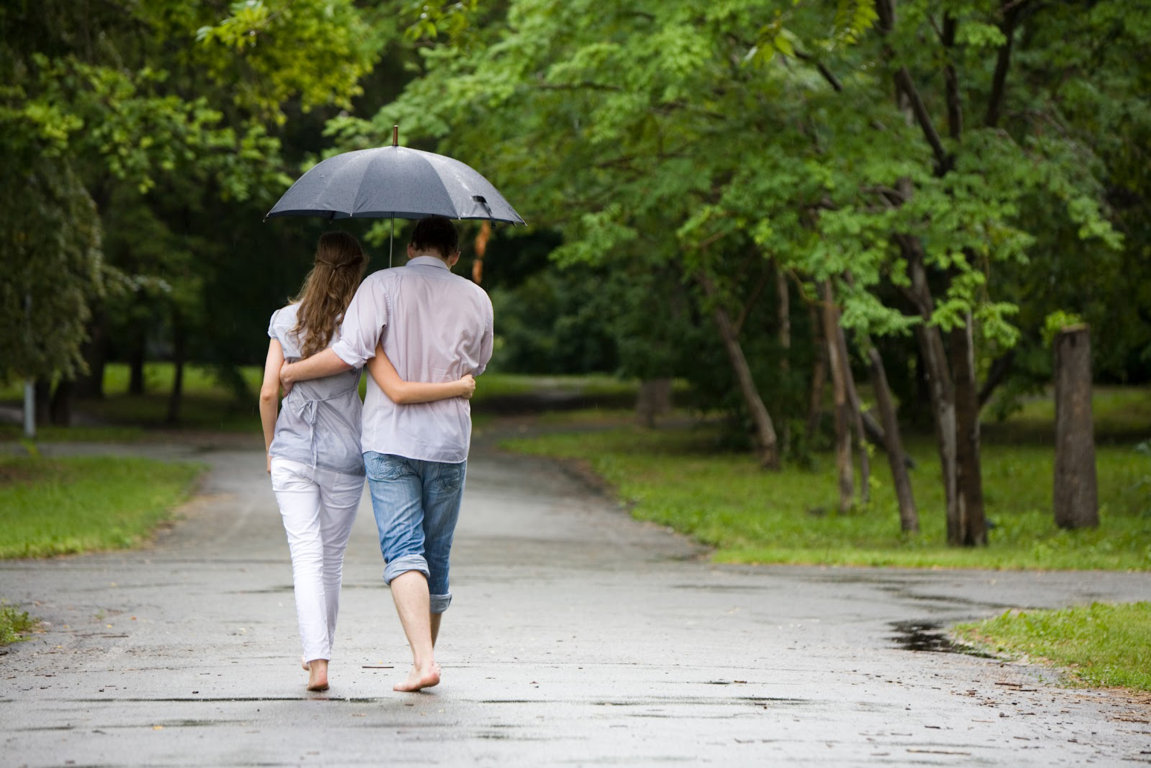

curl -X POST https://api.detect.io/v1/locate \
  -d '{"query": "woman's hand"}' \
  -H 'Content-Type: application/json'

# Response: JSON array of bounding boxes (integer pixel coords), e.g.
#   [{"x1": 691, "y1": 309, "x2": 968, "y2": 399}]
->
[{"x1": 458, "y1": 374, "x2": 476, "y2": 400}]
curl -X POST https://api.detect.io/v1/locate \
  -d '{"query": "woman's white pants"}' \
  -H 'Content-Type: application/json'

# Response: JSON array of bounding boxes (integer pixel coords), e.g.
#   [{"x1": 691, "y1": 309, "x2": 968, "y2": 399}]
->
[{"x1": 270, "y1": 457, "x2": 364, "y2": 663}]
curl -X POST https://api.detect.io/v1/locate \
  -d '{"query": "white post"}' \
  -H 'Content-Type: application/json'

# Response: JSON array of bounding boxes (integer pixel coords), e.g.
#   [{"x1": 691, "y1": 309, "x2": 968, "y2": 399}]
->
[{"x1": 23, "y1": 379, "x2": 35, "y2": 440}]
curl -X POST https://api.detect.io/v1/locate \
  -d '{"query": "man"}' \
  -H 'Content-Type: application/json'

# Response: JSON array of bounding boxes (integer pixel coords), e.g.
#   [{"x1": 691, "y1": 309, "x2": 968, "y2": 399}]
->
[{"x1": 280, "y1": 216, "x2": 493, "y2": 692}]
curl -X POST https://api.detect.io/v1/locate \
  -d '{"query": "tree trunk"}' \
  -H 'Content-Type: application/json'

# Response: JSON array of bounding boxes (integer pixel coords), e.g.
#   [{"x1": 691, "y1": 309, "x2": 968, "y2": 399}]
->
[
  {"x1": 34, "y1": 378, "x2": 51, "y2": 426},
  {"x1": 903, "y1": 244, "x2": 960, "y2": 542},
  {"x1": 950, "y1": 315, "x2": 987, "y2": 545},
  {"x1": 698, "y1": 272, "x2": 779, "y2": 469},
  {"x1": 1053, "y1": 325, "x2": 1099, "y2": 529},
  {"x1": 777, "y1": 266, "x2": 792, "y2": 452},
  {"x1": 636, "y1": 378, "x2": 673, "y2": 428},
  {"x1": 128, "y1": 333, "x2": 146, "y2": 396},
  {"x1": 49, "y1": 379, "x2": 74, "y2": 427},
  {"x1": 866, "y1": 344, "x2": 919, "y2": 533},
  {"x1": 821, "y1": 281, "x2": 853, "y2": 512},
  {"x1": 166, "y1": 309, "x2": 186, "y2": 426},
  {"x1": 835, "y1": 317, "x2": 871, "y2": 504},
  {"x1": 76, "y1": 307, "x2": 107, "y2": 399},
  {"x1": 777, "y1": 267, "x2": 791, "y2": 354},
  {"x1": 806, "y1": 301, "x2": 827, "y2": 443}
]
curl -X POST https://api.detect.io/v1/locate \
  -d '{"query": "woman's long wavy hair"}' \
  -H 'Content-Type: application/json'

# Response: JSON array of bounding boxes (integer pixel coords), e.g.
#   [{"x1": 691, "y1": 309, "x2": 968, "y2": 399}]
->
[{"x1": 291, "y1": 231, "x2": 366, "y2": 359}]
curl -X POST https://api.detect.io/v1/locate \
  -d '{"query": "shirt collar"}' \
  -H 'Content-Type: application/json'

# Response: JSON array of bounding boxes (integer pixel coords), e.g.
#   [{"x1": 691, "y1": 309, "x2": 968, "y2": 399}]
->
[{"x1": 407, "y1": 255, "x2": 450, "y2": 270}]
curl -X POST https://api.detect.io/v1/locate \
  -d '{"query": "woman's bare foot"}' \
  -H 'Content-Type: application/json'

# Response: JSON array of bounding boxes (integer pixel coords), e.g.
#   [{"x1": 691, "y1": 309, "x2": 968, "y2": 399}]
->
[
  {"x1": 304, "y1": 658, "x2": 329, "y2": 692},
  {"x1": 394, "y1": 662, "x2": 440, "y2": 692}
]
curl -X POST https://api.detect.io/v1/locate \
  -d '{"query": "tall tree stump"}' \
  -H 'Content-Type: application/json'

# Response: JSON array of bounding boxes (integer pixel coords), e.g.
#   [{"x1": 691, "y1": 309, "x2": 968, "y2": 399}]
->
[
  {"x1": 635, "y1": 378, "x2": 673, "y2": 428},
  {"x1": 1054, "y1": 325, "x2": 1099, "y2": 529}
]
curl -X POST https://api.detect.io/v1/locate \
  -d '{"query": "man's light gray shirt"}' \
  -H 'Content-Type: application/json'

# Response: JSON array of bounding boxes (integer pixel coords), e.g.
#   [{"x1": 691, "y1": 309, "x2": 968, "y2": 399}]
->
[{"x1": 331, "y1": 256, "x2": 494, "y2": 464}]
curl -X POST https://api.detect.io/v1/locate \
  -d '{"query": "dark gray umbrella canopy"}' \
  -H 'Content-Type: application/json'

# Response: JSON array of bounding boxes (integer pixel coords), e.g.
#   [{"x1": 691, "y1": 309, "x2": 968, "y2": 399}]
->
[{"x1": 265, "y1": 146, "x2": 525, "y2": 224}]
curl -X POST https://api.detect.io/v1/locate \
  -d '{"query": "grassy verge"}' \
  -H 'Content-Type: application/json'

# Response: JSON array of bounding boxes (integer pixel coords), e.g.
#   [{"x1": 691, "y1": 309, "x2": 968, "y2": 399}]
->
[
  {"x1": 502, "y1": 425, "x2": 1150, "y2": 570},
  {"x1": 0, "y1": 365, "x2": 646, "y2": 440},
  {"x1": 954, "y1": 602, "x2": 1151, "y2": 692},
  {"x1": 0, "y1": 603, "x2": 37, "y2": 646},
  {"x1": 0, "y1": 455, "x2": 204, "y2": 558},
  {"x1": 500, "y1": 385, "x2": 1151, "y2": 571}
]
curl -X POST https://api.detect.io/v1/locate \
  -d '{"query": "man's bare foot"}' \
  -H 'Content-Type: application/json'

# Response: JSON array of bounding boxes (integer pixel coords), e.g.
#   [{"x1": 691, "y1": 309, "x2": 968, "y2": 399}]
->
[
  {"x1": 394, "y1": 663, "x2": 440, "y2": 692},
  {"x1": 305, "y1": 658, "x2": 329, "y2": 692}
]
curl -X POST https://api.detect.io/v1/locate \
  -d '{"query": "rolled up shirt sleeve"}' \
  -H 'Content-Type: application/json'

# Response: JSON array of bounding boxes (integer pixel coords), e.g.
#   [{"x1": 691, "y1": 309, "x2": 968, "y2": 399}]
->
[{"x1": 331, "y1": 274, "x2": 389, "y2": 368}]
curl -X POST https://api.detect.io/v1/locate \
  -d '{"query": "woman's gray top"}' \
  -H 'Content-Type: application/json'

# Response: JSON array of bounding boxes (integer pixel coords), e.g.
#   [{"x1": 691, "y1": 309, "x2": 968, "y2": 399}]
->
[{"x1": 267, "y1": 304, "x2": 364, "y2": 476}]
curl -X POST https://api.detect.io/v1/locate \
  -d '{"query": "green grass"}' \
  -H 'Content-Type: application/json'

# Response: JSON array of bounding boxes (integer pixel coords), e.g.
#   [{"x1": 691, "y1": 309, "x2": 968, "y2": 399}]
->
[
  {"x1": 499, "y1": 385, "x2": 1151, "y2": 570},
  {"x1": 984, "y1": 387, "x2": 1151, "y2": 445},
  {"x1": 0, "y1": 363, "x2": 263, "y2": 437},
  {"x1": 0, "y1": 365, "x2": 647, "y2": 440},
  {"x1": 954, "y1": 602, "x2": 1151, "y2": 692},
  {"x1": 0, "y1": 603, "x2": 37, "y2": 646},
  {"x1": 501, "y1": 426, "x2": 1151, "y2": 569},
  {"x1": 0, "y1": 455, "x2": 204, "y2": 558}
]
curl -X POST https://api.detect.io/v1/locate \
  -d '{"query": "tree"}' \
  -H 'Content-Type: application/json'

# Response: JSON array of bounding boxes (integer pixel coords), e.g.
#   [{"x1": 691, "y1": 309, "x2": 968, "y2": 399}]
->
[
  {"x1": 0, "y1": 153, "x2": 101, "y2": 385},
  {"x1": 0, "y1": 0, "x2": 380, "y2": 417}
]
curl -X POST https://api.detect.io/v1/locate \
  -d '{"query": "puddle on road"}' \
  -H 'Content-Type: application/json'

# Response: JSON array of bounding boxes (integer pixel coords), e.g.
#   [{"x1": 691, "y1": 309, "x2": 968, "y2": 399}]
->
[{"x1": 888, "y1": 620, "x2": 993, "y2": 657}]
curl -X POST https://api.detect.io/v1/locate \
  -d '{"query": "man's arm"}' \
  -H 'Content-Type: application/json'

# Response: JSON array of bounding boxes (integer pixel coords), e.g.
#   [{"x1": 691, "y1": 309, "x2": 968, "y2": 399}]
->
[
  {"x1": 280, "y1": 274, "x2": 387, "y2": 391},
  {"x1": 280, "y1": 348, "x2": 351, "y2": 391}
]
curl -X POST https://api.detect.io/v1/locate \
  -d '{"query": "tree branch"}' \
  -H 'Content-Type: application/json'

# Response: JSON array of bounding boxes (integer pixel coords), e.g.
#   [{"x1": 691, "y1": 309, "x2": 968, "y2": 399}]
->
[
  {"x1": 942, "y1": 13, "x2": 962, "y2": 140},
  {"x1": 977, "y1": 349, "x2": 1015, "y2": 408},
  {"x1": 875, "y1": 0, "x2": 895, "y2": 35},
  {"x1": 894, "y1": 66, "x2": 952, "y2": 175},
  {"x1": 537, "y1": 81, "x2": 625, "y2": 93},
  {"x1": 733, "y1": 261, "x2": 771, "y2": 337},
  {"x1": 795, "y1": 50, "x2": 843, "y2": 92},
  {"x1": 985, "y1": 0, "x2": 1025, "y2": 128}
]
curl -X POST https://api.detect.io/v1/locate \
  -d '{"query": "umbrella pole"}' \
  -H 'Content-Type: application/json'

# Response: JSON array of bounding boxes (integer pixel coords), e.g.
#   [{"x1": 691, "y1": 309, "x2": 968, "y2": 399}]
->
[{"x1": 389, "y1": 124, "x2": 399, "y2": 268}]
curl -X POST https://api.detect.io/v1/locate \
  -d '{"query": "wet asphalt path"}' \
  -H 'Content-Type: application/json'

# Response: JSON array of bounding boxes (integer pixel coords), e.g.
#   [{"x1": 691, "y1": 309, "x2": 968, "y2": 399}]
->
[{"x1": 1, "y1": 438, "x2": 1149, "y2": 767}]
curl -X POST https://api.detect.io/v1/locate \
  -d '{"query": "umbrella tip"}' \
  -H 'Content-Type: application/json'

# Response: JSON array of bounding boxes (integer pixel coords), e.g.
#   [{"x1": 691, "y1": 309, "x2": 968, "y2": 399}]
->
[{"x1": 393, "y1": 124, "x2": 398, "y2": 147}]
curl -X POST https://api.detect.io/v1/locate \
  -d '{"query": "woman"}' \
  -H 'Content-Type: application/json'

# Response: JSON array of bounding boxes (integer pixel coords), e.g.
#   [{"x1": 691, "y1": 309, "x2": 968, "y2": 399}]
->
[{"x1": 259, "y1": 232, "x2": 474, "y2": 692}]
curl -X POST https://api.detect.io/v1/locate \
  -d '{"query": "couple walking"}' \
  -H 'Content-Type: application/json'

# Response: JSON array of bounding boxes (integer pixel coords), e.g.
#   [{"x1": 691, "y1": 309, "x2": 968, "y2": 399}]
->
[{"x1": 258, "y1": 216, "x2": 493, "y2": 693}]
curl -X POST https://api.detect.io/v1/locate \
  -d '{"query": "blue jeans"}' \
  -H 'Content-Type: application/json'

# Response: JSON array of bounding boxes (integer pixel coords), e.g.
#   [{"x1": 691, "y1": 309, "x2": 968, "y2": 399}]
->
[{"x1": 364, "y1": 452, "x2": 466, "y2": 614}]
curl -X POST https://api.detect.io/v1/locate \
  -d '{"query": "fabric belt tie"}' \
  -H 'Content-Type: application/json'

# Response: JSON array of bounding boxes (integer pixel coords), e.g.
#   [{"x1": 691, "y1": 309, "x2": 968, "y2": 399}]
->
[{"x1": 284, "y1": 386, "x2": 354, "y2": 468}]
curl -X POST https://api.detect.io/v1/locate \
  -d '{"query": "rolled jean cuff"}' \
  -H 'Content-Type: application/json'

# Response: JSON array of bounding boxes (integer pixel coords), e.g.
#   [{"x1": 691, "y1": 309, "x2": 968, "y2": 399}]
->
[
  {"x1": 384, "y1": 554, "x2": 428, "y2": 585},
  {"x1": 430, "y1": 592, "x2": 452, "y2": 614}
]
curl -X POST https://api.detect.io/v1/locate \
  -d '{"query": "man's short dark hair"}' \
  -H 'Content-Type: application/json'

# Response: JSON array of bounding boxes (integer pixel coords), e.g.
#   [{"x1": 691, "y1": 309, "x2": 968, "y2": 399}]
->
[{"x1": 410, "y1": 216, "x2": 459, "y2": 259}]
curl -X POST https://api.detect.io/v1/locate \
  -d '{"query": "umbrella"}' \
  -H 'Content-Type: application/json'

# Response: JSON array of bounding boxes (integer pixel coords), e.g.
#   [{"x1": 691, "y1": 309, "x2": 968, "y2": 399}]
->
[{"x1": 265, "y1": 127, "x2": 524, "y2": 265}]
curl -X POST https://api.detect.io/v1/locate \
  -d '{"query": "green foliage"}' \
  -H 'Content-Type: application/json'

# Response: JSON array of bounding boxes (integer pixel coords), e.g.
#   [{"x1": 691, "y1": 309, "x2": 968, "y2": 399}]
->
[
  {"x1": 1041, "y1": 311, "x2": 1086, "y2": 347},
  {"x1": 0, "y1": 455, "x2": 203, "y2": 558},
  {"x1": 348, "y1": 0, "x2": 1147, "y2": 428},
  {"x1": 0, "y1": 603, "x2": 37, "y2": 646},
  {"x1": 0, "y1": 0, "x2": 382, "y2": 390},
  {"x1": 196, "y1": 0, "x2": 379, "y2": 122},
  {"x1": 399, "y1": 0, "x2": 483, "y2": 45},
  {"x1": 955, "y1": 603, "x2": 1151, "y2": 692},
  {"x1": 0, "y1": 153, "x2": 102, "y2": 382}
]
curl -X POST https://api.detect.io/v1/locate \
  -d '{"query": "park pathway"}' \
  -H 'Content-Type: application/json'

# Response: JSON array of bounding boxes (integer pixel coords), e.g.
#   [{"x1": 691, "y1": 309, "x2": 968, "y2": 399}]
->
[{"x1": 1, "y1": 435, "x2": 1149, "y2": 766}]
